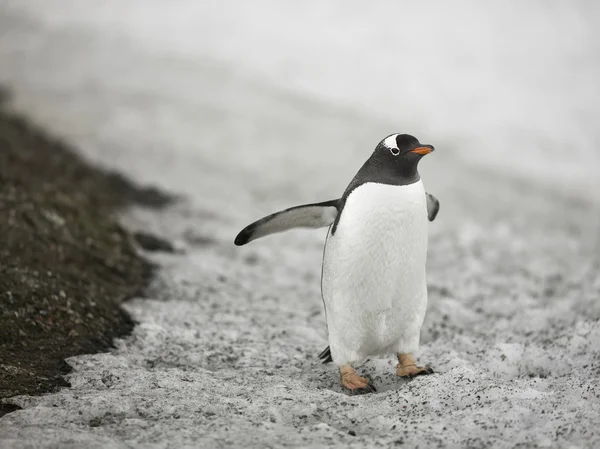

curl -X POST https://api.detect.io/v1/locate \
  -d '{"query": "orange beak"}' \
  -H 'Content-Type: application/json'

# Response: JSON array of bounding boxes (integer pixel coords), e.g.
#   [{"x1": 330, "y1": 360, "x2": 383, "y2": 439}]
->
[{"x1": 411, "y1": 145, "x2": 434, "y2": 155}]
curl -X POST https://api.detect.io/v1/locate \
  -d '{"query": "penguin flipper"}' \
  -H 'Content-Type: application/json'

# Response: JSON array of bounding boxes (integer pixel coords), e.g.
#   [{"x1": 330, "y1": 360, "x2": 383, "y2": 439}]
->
[
  {"x1": 426, "y1": 193, "x2": 440, "y2": 222},
  {"x1": 234, "y1": 199, "x2": 340, "y2": 246}
]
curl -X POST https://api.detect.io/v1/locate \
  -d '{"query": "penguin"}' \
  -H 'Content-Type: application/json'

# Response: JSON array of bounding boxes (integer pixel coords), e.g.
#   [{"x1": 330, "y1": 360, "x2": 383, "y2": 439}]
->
[{"x1": 235, "y1": 134, "x2": 439, "y2": 394}]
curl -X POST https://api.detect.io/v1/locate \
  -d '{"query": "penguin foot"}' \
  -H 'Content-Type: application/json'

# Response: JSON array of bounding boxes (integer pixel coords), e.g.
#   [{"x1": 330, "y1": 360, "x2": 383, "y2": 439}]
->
[
  {"x1": 396, "y1": 353, "x2": 434, "y2": 378},
  {"x1": 396, "y1": 364, "x2": 434, "y2": 378},
  {"x1": 340, "y1": 365, "x2": 377, "y2": 395}
]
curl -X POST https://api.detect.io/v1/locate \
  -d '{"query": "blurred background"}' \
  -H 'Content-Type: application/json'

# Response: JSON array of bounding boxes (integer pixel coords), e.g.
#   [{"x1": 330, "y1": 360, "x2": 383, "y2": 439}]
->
[{"x1": 1, "y1": 0, "x2": 599, "y2": 189}]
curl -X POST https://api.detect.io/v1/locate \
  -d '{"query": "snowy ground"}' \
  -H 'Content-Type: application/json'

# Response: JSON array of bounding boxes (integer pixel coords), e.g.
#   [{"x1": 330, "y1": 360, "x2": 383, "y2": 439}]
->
[{"x1": 1, "y1": 1, "x2": 600, "y2": 448}]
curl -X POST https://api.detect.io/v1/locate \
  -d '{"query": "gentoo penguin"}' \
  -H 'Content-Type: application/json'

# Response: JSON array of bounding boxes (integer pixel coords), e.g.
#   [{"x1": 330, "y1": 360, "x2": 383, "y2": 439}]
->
[{"x1": 235, "y1": 134, "x2": 439, "y2": 394}]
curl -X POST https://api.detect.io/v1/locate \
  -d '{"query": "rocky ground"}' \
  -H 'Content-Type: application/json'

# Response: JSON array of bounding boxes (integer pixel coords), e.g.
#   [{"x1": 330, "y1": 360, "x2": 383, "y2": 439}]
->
[
  {"x1": 0, "y1": 2, "x2": 599, "y2": 448},
  {"x1": 0, "y1": 93, "x2": 173, "y2": 416}
]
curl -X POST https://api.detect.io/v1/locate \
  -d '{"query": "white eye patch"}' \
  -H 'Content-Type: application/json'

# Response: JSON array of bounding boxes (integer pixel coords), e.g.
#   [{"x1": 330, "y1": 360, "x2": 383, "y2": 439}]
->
[{"x1": 383, "y1": 134, "x2": 400, "y2": 155}]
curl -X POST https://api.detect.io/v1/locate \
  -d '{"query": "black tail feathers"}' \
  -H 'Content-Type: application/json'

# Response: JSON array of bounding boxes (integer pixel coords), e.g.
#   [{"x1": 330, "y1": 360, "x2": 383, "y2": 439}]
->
[{"x1": 318, "y1": 346, "x2": 333, "y2": 364}]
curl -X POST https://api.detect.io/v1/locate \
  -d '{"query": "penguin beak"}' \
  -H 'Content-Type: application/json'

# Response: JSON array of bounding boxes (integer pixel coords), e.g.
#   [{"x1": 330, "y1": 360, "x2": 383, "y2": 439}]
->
[{"x1": 411, "y1": 145, "x2": 435, "y2": 155}]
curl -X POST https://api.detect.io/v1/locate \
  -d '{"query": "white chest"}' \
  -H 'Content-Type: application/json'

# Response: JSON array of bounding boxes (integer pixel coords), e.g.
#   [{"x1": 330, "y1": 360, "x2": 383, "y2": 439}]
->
[
  {"x1": 320, "y1": 180, "x2": 430, "y2": 362},
  {"x1": 322, "y1": 181, "x2": 428, "y2": 312}
]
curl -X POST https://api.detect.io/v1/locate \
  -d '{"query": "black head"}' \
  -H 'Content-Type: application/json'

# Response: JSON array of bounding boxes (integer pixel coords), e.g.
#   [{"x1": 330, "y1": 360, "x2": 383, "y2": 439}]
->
[
  {"x1": 366, "y1": 133, "x2": 435, "y2": 183},
  {"x1": 376, "y1": 133, "x2": 434, "y2": 163},
  {"x1": 342, "y1": 132, "x2": 435, "y2": 196}
]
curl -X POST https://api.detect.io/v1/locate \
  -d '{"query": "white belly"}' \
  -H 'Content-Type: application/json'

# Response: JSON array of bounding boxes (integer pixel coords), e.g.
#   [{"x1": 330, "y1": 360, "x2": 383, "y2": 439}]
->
[{"x1": 322, "y1": 181, "x2": 429, "y2": 365}]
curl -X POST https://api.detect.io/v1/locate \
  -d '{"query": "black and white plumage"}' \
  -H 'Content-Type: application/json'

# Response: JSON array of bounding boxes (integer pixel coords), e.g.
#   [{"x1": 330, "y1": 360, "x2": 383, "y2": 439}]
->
[
  {"x1": 235, "y1": 133, "x2": 439, "y2": 369},
  {"x1": 235, "y1": 190, "x2": 439, "y2": 245},
  {"x1": 234, "y1": 200, "x2": 340, "y2": 246}
]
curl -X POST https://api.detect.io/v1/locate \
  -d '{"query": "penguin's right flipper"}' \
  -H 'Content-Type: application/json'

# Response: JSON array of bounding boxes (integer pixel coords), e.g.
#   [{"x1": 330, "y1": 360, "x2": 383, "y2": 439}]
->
[
  {"x1": 426, "y1": 193, "x2": 440, "y2": 222},
  {"x1": 318, "y1": 346, "x2": 333, "y2": 364},
  {"x1": 234, "y1": 199, "x2": 340, "y2": 246}
]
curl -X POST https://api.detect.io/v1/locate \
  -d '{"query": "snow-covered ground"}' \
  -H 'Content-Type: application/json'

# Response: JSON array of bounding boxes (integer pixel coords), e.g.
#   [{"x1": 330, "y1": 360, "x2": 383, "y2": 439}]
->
[{"x1": 1, "y1": 1, "x2": 599, "y2": 448}]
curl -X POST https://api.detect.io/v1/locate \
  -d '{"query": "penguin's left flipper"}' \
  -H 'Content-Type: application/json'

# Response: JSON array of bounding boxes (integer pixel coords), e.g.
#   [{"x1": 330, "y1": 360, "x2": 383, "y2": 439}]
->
[
  {"x1": 234, "y1": 199, "x2": 340, "y2": 246},
  {"x1": 426, "y1": 193, "x2": 440, "y2": 222}
]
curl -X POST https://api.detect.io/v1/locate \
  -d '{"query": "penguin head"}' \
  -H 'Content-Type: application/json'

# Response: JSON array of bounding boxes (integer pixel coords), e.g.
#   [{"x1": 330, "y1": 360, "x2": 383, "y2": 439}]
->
[
  {"x1": 377, "y1": 133, "x2": 435, "y2": 162},
  {"x1": 364, "y1": 134, "x2": 434, "y2": 183}
]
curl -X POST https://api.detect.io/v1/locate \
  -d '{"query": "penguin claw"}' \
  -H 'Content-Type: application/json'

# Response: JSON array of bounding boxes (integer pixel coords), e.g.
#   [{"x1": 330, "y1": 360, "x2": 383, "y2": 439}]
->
[
  {"x1": 345, "y1": 380, "x2": 377, "y2": 395},
  {"x1": 340, "y1": 370, "x2": 377, "y2": 395},
  {"x1": 410, "y1": 366, "x2": 434, "y2": 378},
  {"x1": 350, "y1": 383, "x2": 377, "y2": 395},
  {"x1": 396, "y1": 365, "x2": 434, "y2": 378}
]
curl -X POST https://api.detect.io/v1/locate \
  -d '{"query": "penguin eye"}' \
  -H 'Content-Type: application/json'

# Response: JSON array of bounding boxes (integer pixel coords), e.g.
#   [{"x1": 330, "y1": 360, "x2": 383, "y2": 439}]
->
[{"x1": 390, "y1": 147, "x2": 400, "y2": 156}]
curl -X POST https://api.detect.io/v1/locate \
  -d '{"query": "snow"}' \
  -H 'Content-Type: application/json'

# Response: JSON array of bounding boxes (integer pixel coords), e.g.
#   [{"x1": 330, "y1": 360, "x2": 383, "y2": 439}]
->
[{"x1": 1, "y1": 1, "x2": 600, "y2": 448}]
